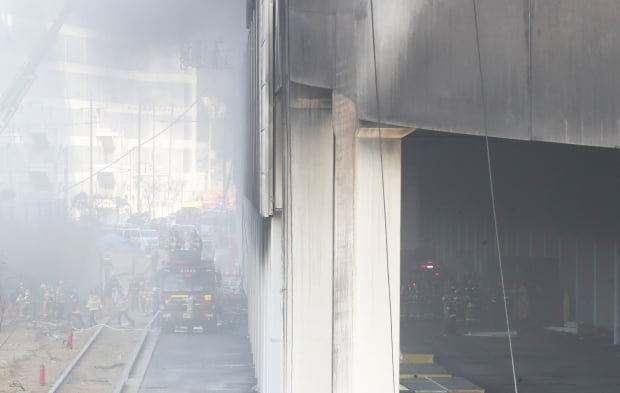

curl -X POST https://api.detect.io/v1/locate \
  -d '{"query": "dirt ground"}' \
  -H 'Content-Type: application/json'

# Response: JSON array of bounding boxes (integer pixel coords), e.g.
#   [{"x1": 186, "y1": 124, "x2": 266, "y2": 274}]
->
[
  {"x1": 0, "y1": 238, "x2": 159, "y2": 393},
  {"x1": 0, "y1": 320, "x2": 93, "y2": 393},
  {"x1": 0, "y1": 312, "x2": 153, "y2": 393},
  {"x1": 56, "y1": 326, "x2": 140, "y2": 393}
]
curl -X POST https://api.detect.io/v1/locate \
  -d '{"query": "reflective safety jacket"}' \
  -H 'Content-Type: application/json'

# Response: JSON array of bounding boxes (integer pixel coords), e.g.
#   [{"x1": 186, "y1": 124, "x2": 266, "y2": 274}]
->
[
  {"x1": 118, "y1": 296, "x2": 130, "y2": 311},
  {"x1": 86, "y1": 295, "x2": 103, "y2": 312}
]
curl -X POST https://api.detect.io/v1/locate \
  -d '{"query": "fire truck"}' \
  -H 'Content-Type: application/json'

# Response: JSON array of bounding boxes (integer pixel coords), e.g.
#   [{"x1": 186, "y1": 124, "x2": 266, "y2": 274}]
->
[{"x1": 158, "y1": 227, "x2": 221, "y2": 333}]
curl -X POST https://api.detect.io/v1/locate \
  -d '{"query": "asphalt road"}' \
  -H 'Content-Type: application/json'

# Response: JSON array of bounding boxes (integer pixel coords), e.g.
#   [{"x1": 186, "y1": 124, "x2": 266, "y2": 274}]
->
[
  {"x1": 401, "y1": 319, "x2": 620, "y2": 393},
  {"x1": 138, "y1": 325, "x2": 256, "y2": 393}
]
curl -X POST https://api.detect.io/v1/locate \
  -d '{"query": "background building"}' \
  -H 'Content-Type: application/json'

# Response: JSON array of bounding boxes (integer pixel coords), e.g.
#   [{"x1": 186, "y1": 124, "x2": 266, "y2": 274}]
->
[{"x1": 0, "y1": 0, "x2": 205, "y2": 224}]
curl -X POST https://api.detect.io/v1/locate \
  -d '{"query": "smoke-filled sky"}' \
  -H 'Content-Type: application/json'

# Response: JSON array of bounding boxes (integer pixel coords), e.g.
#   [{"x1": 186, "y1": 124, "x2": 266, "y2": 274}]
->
[{"x1": 0, "y1": 0, "x2": 248, "y2": 291}]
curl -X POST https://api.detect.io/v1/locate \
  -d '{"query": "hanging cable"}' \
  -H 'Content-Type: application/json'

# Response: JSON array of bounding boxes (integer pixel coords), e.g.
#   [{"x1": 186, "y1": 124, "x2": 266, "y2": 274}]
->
[
  {"x1": 62, "y1": 98, "x2": 199, "y2": 194},
  {"x1": 285, "y1": 11, "x2": 295, "y2": 387},
  {"x1": 528, "y1": 0, "x2": 534, "y2": 141},
  {"x1": 368, "y1": 1, "x2": 397, "y2": 391},
  {"x1": 330, "y1": 12, "x2": 338, "y2": 393},
  {"x1": 471, "y1": 1, "x2": 519, "y2": 392}
]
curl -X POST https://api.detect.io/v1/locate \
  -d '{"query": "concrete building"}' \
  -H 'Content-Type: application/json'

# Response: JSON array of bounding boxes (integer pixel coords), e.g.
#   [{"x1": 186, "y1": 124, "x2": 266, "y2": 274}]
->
[
  {"x1": 0, "y1": 0, "x2": 203, "y2": 224},
  {"x1": 242, "y1": 1, "x2": 620, "y2": 393}
]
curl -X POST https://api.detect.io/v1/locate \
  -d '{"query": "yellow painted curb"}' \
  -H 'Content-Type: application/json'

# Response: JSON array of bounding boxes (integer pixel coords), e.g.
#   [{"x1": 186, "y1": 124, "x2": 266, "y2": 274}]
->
[
  {"x1": 401, "y1": 353, "x2": 434, "y2": 364},
  {"x1": 400, "y1": 373, "x2": 452, "y2": 379},
  {"x1": 399, "y1": 384, "x2": 409, "y2": 391},
  {"x1": 452, "y1": 390, "x2": 484, "y2": 393},
  {"x1": 404, "y1": 390, "x2": 445, "y2": 393}
]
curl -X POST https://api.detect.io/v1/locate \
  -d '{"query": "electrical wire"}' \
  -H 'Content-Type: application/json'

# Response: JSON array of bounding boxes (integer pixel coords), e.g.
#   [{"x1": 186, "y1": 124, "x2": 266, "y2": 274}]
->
[
  {"x1": 368, "y1": 1, "x2": 397, "y2": 391},
  {"x1": 62, "y1": 98, "x2": 199, "y2": 194},
  {"x1": 4, "y1": 122, "x2": 95, "y2": 130},
  {"x1": 471, "y1": 1, "x2": 519, "y2": 392},
  {"x1": 2, "y1": 120, "x2": 202, "y2": 136},
  {"x1": 284, "y1": 1, "x2": 294, "y2": 388},
  {"x1": 330, "y1": 13, "x2": 338, "y2": 393},
  {"x1": 528, "y1": 0, "x2": 533, "y2": 141},
  {"x1": 285, "y1": 77, "x2": 295, "y2": 393}
]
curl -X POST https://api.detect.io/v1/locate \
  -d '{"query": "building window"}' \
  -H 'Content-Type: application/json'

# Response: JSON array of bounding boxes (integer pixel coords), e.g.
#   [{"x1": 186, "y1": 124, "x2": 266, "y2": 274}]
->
[
  {"x1": 97, "y1": 135, "x2": 116, "y2": 155},
  {"x1": 0, "y1": 10, "x2": 13, "y2": 29},
  {"x1": 29, "y1": 172, "x2": 50, "y2": 191},
  {"x1": 29, "y1": 132, "x2": 50, "y2": 153},
  {"x1": 97, "y1": 172, "x2": 115, "y2": 189}
]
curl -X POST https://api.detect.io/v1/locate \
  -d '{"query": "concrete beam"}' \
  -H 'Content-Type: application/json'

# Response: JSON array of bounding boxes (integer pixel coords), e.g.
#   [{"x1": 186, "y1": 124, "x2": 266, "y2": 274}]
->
[
  {"x1": 289, "y1": 83, "x2": 333, "y2": 109},
  {"x1": 333, "y1": 92, "x2": 404, "y2": 393},
  {"x1": 356, "y1": 127, "x2": 415, "y2": 139}
]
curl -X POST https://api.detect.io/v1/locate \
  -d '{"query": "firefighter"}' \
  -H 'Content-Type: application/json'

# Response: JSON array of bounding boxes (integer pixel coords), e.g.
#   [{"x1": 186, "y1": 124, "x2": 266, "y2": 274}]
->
[
  {"x1": 128, "y1": 280, "x2": 141, "y2": 312},
  {"x1": 488, "y1": 282, "x2": 503, "y2": 329},
  {"x1": 14, "y1": 283, "x2": 24, "y2": 317},
  {"x1": 104, "y1": 276, "x2": 120, "y2": 316},
  {"x1": 117, "y1": 292, "x2": 134, "y2": 327},
  {"x1": 442, "y1": 284, "x2": 457, "y2": 335},
  {"x1": 40, "y1": 284, "x2": 53, "y2": 319},
  {"x1": 103, "y1": 278, "x2": 113, "y2": 316},
  {"x1": 67, "y1": 292, "x2": 85, "y2": 329},
  {"x1": 562, "y1": 289, "x2": 571, "y2": 323},
  {"x1": 464, "y1": 280, "x2": 479, "y2": 327},
  {"x1": 16, "y1": 284, "x2": 30, "y2": 319},
  {"x1": 54, "y1": 280, "x2": 67, "y2": 320},
  {"x1": 403, "y1": 282, "x2": 419, "y2": 320},
  {"x1": 141, "y1": 284, "x2": 154, "y2": 314},
  {"x1": 86, "y1": 291, "x2": 103, "y2": 327},
  {"x1": 516, "y1": 282, "x2": 529, "y2": 322},
  {"x1": 185, "y1": 294, "x2": 195, "y2": 320},
  {"x1": 400, "y1": 283, "x2": 410, "y2": 320}
]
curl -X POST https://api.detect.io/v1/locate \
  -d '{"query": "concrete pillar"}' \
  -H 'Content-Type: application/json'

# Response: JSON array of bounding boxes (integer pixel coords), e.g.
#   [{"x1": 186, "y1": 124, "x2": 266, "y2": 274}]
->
[
  {"x1": 244, "y1": 200, "x2": 282, "y2": 393},
  {"x1": 242, "y1": 200, "x2": 257, "y2": 381},
  {"x1": 332, "y1": 93, "x2": 357, "y2": 393},
  {"x1": 244, "y1": 208, "x2": 285, "y2": 393},
  {"x1": 265, "y1": 214, "x2": 283, "y2": 393},
  {"x1": 352, "y1": 131, "x2": 402, "y2": 393},
  {"x1": 286, "y1": 105, "x2": 334, "y2": 393},
  {"x1": 243, "y1": 199, "x2": 261, "y2": 387},
  {"x1": 332, "y1": 92, "x2": 409, "y2": 393},
  {"x1": 274, "y1": 87, "x2": 407, "y2": 393}
]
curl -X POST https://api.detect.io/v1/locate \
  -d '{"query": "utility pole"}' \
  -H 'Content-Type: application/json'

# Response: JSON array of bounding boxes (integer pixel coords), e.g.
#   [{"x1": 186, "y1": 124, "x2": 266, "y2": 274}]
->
[
  {"x1": 207, "y1": 115, "x2": 213, "y2": 193},
  {"x1": 168, "y1": 105, "x2": 173, "y2": 203},
  {"x1": 221, "y1": 160, "x2": 232, "y2": 207},
  {"x1": 64, "y1": 147, "x2": 69, "y2": 214},
  {"x1": 152, "y1": 104, "x2": 156, "y2": 218},
  {"x1": 221, "y1": 159, "x2": 227, "y2": 206},
  {"x1": 137, "y1": 103, "x2": 142, "y2": 214},
  {"x1": 89, "y1": 97, "x2": 93, "y2": 216}
]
